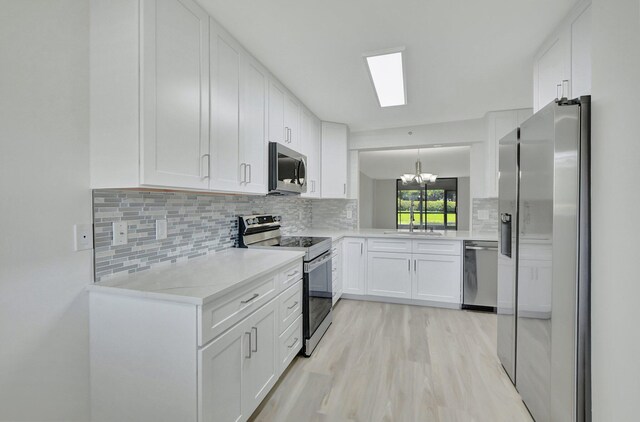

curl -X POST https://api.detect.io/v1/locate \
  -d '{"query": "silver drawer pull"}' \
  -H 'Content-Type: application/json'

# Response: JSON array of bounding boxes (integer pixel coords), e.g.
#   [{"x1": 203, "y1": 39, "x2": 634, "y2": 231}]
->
[
  {"x1": 287, "y1": 301, "x2": 298, "y2": 310},
  {"x1": 286, "y1": 270, "x2": 298, "y2": 277},
  {"x1": 245, "y1": 332, "x2": 252, "y2": 358},
  {"x1": 287, "y1": 337, "x2": 299, "y2": 349},
  {"x1": 240, "y1": 293, "x2": 259, "y2": 304},
  {"x1": 251, "y1": 327, "x2": 258, "y2": 352}
]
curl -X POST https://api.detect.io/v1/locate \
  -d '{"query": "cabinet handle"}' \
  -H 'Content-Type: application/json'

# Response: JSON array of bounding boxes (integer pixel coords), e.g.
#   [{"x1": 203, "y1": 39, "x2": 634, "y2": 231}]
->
[
  {"x1": 414, "y1": 260, "x2": 416, "y2": 272},
  {"x1": 288, "y1": 128, "x2": 292, "y2": 143},
  {"x1": 408, "y1": 259, "x2": 410, "y2": 272},
  {"x1": 360, "y1": 244, "x2": 363, "y2": 255},
  {"x1": 251, "y1": 327, "x2": 258, "y2": 352},
  {"x1": 287, "y1": 337, "x2": 299, "y2": 349},
  {"x1": 247, "y1": 164, "x2": 252, "y2": 183},
  {"x1": 287, "y1": 270, "x2": 298, "y2": 277},
  {"x1": 201, "y1": 154, "x2": 211, "y2": 179},
  {"x1": 240, "y1": 163, "x2": 246, "y2": 184},
  {"x1": 287, "y1": 301, "x2": 298, "y2": 310},
  {"x1": 240, "y1": 293, "x2": 259, "y2": 304},
  {"x1": 344, "y1": 183, "x2": 346, "y2": 195},
  {"x1": 245, "y1": 332, "x2": 252, "y2": 358}
]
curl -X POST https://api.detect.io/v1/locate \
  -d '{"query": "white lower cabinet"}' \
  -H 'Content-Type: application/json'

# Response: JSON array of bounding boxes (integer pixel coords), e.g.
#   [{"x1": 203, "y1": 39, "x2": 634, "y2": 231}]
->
[
  {"x1": 367, "y1": 252, "x2": 412, "y2": 299},
  {"x1": 331, "y1": 239, "x2": 344, "y2": 305},
  {"x1": 342, "y1": 237, "x2": 366, "y2": 295},
  {"x1": 342, "y1": 237, "x2": 463, "y2": 307},
  {"x1": 90, "y1": 259, "x2": 303, "y2": 422},
  {"x1": 412, "y1": 254, "x2": 462, "y2": 304}
]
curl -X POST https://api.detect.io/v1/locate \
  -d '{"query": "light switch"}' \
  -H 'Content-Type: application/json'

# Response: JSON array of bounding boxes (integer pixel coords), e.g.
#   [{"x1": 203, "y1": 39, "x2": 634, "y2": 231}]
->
[
  {"x1": 112, "y1": 221, "x2": 128, "y2": 246},
  {"x1": 74, "y1": 224, "x2": 93, "y2": 251},
  {"x1": 156, "y1": 219, "x2": 167, "y2": 240}
]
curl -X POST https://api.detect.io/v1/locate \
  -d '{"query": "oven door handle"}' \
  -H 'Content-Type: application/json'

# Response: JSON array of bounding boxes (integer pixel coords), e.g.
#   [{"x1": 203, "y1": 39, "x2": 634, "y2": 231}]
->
[{"x1": 304, "y1": 252, "x2": 332, "y2": 273}]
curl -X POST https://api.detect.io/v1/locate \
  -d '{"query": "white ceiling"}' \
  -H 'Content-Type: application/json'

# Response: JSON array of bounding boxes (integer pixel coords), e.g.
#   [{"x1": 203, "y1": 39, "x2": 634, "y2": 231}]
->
[
  {"x1": 199, "y1": 0, "x2": 577, "y2": 132},
  {"x1": 359, "y1": 146, "x2": 470, "y2": 180}
]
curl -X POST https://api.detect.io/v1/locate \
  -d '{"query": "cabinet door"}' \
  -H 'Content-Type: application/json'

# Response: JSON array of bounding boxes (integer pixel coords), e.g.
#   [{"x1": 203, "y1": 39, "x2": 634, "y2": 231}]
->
[
  {"x1": 533, "y1": 30, "x2": 571, "y2": 112},
  {"x1": 284, "y1": 95, "x2": 300, "y2": 148},
  {"x1": 412, "y1": 254, "x2": 462, "y2": 304},
  {"x1": 342, "y1": 238, "x2": 366, "y2": 295},
  {"x1": 268, "y1": 81, "x2": 285, "y2": 144},
  {"x1": 571, "y1": 5, "x2": 591, "y2": 98},
  {"x1": 209, "y1": 20, "x2": 242, "y2": 192},
  {"x1": 141, "y1": 0, "x2": 210, "y2": 189},
  {"x1": 321, "y1": 122, "x2": 348, "y2": 198},
  {"x1": 367, "y1": 252, "x2": 412, "y2": 298},
  {"x1": 199, "y1": 318, "x2": 247, "y2": 422},
  {"x1": 300, "y1": 110, "x2": 320, "y2": 198},
  {"x1": 243, "y1": 299, "x2": 278, "y2": 415},
  {"x1": 240, "y1": 55, "x2": 268, "y2": 194}
]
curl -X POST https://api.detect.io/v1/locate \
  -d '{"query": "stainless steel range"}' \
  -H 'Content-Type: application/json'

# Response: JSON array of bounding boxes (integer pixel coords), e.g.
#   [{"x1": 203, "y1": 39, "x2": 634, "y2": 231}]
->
[{"x1": 238, "y1": 215, "x2": 332, "y2": 356}]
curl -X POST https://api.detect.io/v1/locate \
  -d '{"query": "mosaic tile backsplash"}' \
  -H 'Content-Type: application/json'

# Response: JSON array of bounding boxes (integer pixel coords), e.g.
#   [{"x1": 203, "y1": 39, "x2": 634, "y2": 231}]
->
[
  {"x1": 93, "y1": 190, "x2": 357, "y2": 281},
  {"x1": 472, "y1": 197, "x2": 499, "y2": 233}
]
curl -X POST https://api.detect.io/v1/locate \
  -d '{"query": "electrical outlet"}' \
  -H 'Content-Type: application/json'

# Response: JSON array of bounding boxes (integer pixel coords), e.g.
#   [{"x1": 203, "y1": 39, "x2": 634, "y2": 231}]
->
[
  {"x1": 346, "y1": 210, "x2": 353, "y2": 219},
  {"x1": 112, "y1": 221, "x2": 128, "y2": 246},
  {"x1": 74, "y1": 224, "x2": 93, "y2": 251},
  {"x1": 156, "y1": 219, "x2": 167, "y2": 240}
]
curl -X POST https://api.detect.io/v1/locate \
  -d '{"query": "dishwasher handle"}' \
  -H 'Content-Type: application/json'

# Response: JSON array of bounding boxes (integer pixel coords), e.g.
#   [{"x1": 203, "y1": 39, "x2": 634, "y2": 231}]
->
[{"x1": 465, "y1": 246, "x2": 498, "y2": 251}]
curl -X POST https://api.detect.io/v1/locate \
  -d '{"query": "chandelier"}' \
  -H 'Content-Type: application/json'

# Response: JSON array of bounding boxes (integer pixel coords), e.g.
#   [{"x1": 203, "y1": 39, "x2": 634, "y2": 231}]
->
[{"x1": 400, "y1": 149, "x2": 438, "y2": 185}]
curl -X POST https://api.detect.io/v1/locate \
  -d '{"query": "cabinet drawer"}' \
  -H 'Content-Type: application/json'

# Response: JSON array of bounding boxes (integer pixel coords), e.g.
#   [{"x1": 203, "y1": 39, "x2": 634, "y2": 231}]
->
[
  {"x1": 368, "y1": 238, "x2": 412, "y2": 253},
  {"x1": 278, "y1": 281, "x2": 302, "y2": 335},
  {"x1": 198, "y1": 274, "x2": 277, "y2": 346},
  {"x1": 280, "y1": 261, "x2": 303, "y2": 291},
  {"x1": 412, "y1": 240, "x2": 461, "y2": 255},
  {"x1": 279, "y1": 314, "x2": 302, "y2": 373}
]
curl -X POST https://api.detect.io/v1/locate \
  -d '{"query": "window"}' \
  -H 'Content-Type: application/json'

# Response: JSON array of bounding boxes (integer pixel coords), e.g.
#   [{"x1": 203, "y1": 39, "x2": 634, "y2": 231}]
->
[{"x1": 396, "y1": 178, "x2": 458, "y2": 230}]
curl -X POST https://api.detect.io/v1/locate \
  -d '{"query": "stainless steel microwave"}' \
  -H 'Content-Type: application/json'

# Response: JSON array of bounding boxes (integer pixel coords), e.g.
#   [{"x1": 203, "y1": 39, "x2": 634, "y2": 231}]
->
[{"x1": 268, "y1": 142, "x2": 307, "y2": 195}]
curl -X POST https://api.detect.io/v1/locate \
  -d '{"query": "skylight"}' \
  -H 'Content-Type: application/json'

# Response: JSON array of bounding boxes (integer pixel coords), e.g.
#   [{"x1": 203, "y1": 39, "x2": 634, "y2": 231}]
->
[{"x1": 365, "y1": 50, "x2": 406, "y2": 107}]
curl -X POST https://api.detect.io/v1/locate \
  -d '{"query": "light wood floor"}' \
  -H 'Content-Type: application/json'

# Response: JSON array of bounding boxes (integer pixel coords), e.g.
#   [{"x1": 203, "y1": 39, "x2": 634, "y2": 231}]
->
[{"x1": 250, "y1": 299, "x2": 533, "y2": 422}]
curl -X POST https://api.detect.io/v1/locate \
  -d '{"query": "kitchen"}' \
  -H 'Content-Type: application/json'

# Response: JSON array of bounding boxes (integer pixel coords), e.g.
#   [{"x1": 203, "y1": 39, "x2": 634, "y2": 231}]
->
[{"x1": 1, "y1": 0, "x2": 638, "y2": 421}]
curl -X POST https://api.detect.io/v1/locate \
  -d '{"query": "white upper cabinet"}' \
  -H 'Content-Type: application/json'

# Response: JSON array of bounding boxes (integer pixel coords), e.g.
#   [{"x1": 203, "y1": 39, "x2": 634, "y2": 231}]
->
[
  {"x1": 91, "y1": 0, "x2": 318, "y2": 194},
  {"x1": 533, "y1": 1, "x2": 591, "y2": 113},
  {"x1": 284, "y1": 96, "x2": 300, "y2": 149},
  {"x1": 239, "y1": 55, "x2": 268, "y2": 194},
  {"x1": 268, "y1": 80, "x2": 300, "y2": 149},
  {"x1": 141, "y1": 0, "x2": 210, "y2": 190},
  {"x1": 570, "y1": 5, "x2": 592, "y2": 98},
  {"x1": 209, "y1": 18, "x2": 268, "y2": 194},
  {"x1": 301, "y1": 110, "x2": 321, "y2": 198},
  {"x1": 209, "y1": 19, "x2": 242, "y2": 192},
  {"x1": 268, "y1": 81, "x2": 286, "y2": 144},
  {"x1": 321, "y1": 122, "x2": 348, "y2": 199}
]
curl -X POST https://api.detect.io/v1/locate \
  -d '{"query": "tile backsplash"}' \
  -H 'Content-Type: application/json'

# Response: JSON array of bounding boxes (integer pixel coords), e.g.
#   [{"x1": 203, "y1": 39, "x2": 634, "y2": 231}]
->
[
  {"x1": 93, "y1": 190, "x2": 357, "y2": 281},
  {"x1": 472, "y1": 197, "x2": 499, "y2": 233}
]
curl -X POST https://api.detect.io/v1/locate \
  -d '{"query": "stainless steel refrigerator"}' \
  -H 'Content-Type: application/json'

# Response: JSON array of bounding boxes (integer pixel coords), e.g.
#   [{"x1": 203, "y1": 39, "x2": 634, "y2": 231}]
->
[{"x1": 497, "y1": 96, "x2": 591, "y2": 422}]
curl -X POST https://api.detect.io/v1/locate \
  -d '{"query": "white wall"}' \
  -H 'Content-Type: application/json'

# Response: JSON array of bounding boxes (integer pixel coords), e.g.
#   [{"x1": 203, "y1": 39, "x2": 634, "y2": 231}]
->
[
  {"x1": 457, "y1": 177, "x2": 470, "y2": 231},
  {"x1": 349, "y1": 118, "x2": 484, "y2": 150},
  {"x1": 359, "y1": 147, "x2": 470, "y2": 180},
  {"x1": 372, "y1": 180, "x2": 398, "y2": 229},
  {"x1": 359, "y1": 172, "x2": 374, "y2": 228},
  {"x1": 0, "y1": 1, "x2": 91, "y2": 420},
  {"x1": 591, "y1": 0, "x2": 640, "y2": 419}
]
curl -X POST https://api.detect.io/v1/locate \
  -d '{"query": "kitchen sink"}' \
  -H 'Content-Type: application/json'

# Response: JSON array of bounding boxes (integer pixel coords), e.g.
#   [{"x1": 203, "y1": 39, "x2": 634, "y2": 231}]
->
[{"x1": 384, "y1": 230, "x2": 444, "y2": 236}]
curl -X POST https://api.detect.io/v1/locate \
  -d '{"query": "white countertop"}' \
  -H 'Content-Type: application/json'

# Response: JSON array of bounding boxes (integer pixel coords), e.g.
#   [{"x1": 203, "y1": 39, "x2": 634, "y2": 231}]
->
[
  {"x1": 292, "y1": 228, "x2": 498, "y2": 242},
  {"x1": 88, "y1": 248, "x2": 305, "y2": 305}
]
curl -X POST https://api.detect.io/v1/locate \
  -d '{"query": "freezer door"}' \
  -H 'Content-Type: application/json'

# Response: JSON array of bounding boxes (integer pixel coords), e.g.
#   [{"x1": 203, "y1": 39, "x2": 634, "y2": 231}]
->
[
  {"x1": 517, "y1": 100, "x2": 582, "y2": 422},
  {"x1": 497, "y1": 128, "x2": 519, "y2": 383}
]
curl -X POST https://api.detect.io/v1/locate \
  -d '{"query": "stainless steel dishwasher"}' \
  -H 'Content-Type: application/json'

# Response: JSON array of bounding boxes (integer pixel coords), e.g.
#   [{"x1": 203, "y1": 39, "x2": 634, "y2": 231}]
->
[{"x1": 463, "y1": 240, "x2": 498, "y2": 312}]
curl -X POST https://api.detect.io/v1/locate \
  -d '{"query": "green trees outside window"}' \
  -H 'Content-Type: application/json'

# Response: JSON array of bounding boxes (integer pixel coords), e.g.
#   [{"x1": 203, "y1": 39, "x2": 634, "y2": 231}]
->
[{"x1": 396, "y1": 178, "x2": 458, "y2": 230}]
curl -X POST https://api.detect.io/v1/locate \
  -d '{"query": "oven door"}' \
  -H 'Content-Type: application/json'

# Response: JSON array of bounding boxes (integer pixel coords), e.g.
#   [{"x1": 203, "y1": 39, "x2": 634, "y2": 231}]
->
[
  {"x1": 303, "y1": 251, "x2": 332, "y2": 341},
  {"x1": 268, "y1": 142, "x2": 307, "y2": 194}
]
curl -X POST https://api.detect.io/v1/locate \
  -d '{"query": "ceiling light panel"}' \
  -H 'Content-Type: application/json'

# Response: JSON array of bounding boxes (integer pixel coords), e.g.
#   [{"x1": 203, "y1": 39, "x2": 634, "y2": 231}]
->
[{"x1": 365, "y1": 50, "x2": 406, "y2": 107}]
